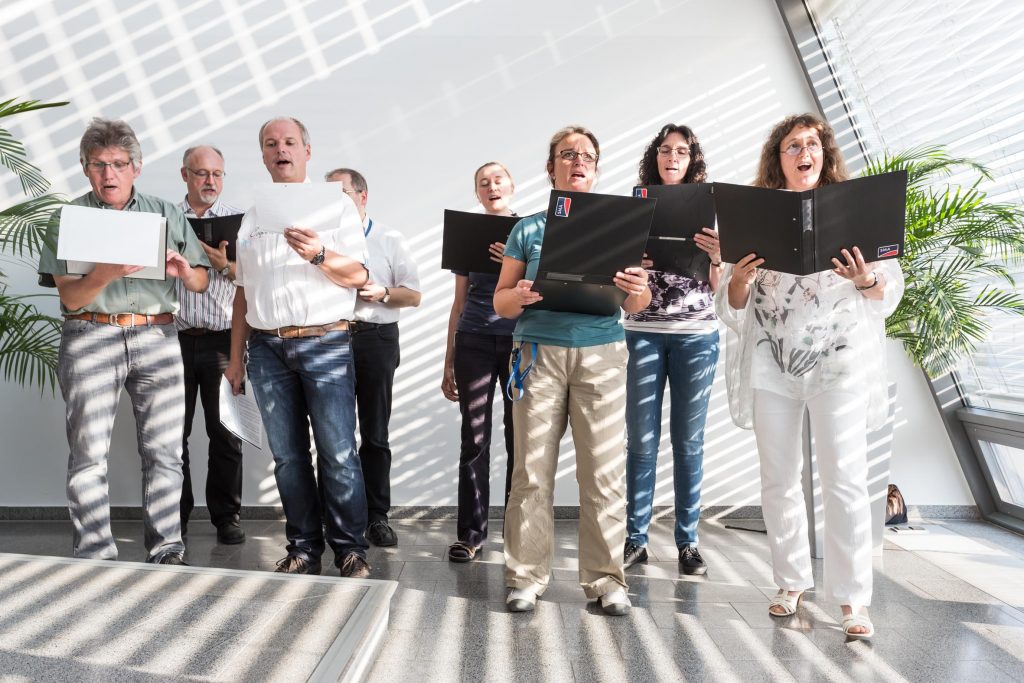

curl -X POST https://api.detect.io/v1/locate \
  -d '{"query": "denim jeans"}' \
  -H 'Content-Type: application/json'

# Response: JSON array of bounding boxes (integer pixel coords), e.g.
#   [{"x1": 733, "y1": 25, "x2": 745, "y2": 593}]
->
[
  {"x1": 247, "y1": 330, "x2": 368, "y2": 563},
  {"x1": 58, "y1": 319, "x2": 186, "y2": 562},
  {"x1": 625, "y1": 330, "x2": 719, "y2": 548}
]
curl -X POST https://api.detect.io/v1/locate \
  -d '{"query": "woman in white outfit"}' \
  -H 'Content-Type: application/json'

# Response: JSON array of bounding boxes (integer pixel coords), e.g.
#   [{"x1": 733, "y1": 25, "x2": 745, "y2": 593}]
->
[{"x1": 714, "y1": 113, "x2": 904, "y2": 639}]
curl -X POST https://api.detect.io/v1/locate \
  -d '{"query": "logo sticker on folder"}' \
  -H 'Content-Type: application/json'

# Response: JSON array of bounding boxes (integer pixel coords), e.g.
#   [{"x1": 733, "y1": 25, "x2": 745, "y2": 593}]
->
[
  {"x1": 877, "y1": 244, "x2": 900, "y2": 258},
  {"x1": 634, "y1": 188, "x2": 647, "y2": 198},
  {"x1": 554, "y1": 196, "x2": 572, "y2": 217}
]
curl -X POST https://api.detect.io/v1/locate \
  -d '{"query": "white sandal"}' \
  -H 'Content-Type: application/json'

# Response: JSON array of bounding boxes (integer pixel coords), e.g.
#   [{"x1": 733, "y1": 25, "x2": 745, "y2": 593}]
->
[
  {"x1": 841, "y1": 611, "x2": 875, "y2": 640},
  {"x1": 768, "y1": 589, "x2": 804, "y2": 617}
]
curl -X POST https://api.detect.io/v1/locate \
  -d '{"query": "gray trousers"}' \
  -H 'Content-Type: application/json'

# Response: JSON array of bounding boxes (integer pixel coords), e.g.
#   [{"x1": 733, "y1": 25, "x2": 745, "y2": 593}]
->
[{"x1": 57, "y1": 319, "x2": 186, "y2": 561}]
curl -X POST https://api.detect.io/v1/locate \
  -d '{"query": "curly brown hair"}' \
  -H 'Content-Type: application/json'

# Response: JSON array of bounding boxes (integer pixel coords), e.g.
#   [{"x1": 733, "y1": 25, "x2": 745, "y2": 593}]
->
[
  {"x1": 753, "y1": 113, "x2": 848, "y2": 189},
  {"x1": 637, "y1": 124, "x2": 707, "y2": 185}
]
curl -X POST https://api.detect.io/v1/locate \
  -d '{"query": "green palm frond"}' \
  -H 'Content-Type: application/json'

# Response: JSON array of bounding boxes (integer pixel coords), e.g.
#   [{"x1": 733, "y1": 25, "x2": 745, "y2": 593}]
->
[
  {"x1": 865, "y1": 146, "x2": 1024, "y2": 377},
  {"x1": 0, "y1": 98, "x2": 69, "y2": 391},
  {"x1": 0, "y1": 293, "x2": 61, "y2": 393}
]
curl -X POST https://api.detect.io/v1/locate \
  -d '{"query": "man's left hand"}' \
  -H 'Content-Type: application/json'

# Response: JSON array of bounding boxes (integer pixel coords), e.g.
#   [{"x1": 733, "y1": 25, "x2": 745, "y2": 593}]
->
[
  {"x1": 165, "y1": 249, "x2": 194, "y2": 279},
  {"x1": 201, "y1": 241, "x2": 230, "y2": 271},
  {"x1": 284, "y1": 226, "x2": 322, "y2": 261},
  {"x1": 358, "y1": 283, "x2": 387, "y2": 302}
]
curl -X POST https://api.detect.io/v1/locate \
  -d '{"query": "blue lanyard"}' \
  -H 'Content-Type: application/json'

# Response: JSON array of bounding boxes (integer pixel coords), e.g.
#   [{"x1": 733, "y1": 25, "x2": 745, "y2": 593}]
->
[
  {"x1": 506, "y1": 341, "x2": 538, "y2": 402},
  {"x1": 364, "y1": 218, "x2": 373, "y2": 237}
]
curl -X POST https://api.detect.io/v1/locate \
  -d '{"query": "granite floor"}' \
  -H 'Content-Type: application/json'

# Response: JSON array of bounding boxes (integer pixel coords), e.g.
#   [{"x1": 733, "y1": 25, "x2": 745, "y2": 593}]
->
[{"x1": 2, "y1": 517, "x2": 1024, "y2": 682}]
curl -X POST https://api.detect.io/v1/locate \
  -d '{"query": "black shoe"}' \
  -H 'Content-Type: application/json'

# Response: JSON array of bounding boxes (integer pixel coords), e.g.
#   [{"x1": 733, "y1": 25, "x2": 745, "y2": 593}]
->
[
  {"x1": 366, "y1": 520, "x2": 398, "y2": 547},
  {"x1": 216, "y1": 521, "x2": 246, "y2": 545},
  {"x1": 678, "y1": 545, "x2": 707, "y2": 575},
  {"x1": 275, "y1": 555, "x2": 322, "y2": 575},
  {"x1": 338, "y1": 552, "x2": 371, "y2": 578},
  {"x1": 158, "y1": 554, "x2": 189, "y2": 566},
  {"x1": 623, "y1": 542, "x2": 648, "y2": 569}
]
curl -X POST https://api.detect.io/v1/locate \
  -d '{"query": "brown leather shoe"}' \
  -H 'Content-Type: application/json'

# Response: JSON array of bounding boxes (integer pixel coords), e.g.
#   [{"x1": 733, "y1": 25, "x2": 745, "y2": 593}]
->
[
  {"x1": 338, "y1": 552, "x2": 371, "y2": 578},
  {"x1": 274, "y1": 555, "x2": 322, "y2": 575}
]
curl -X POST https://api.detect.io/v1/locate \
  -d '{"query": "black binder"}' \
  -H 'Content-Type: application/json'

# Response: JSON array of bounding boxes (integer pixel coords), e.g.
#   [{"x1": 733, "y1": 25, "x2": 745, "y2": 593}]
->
[
  {"x1": 714, "y1": 170, "x2": 907, "y2": 276},
  {"x1": 187, "y1": 214, "x2": 244, "y2": 261},
  {"x1": 529, "y1": 190, "x2": 656, "y2": 316},
  {"x1": 441, "y1": 210, "x2": 519, "y2": 274},
  {"x1": 633, "y1": 183, "x2": 715, "y2": 280}
]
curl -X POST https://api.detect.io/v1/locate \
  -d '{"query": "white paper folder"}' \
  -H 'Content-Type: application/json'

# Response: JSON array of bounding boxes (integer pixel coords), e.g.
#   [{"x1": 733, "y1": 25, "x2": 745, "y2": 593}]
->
[
  {"x1": 252, "y1": 182, "x2": 349, "y2": 234},
  {"x1": 57, "y1": 205, "x2": 168, "y2": 280}
]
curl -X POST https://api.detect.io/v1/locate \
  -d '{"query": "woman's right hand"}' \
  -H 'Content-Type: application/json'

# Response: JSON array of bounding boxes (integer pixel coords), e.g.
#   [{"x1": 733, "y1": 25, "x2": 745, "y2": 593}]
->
[
  {"x1": 488, "y1": 241, "x2": 506, "y2": 264},
  {"x1": 441, "y1": 363, "x2": 458, "y2": 402},
  {"x1": 727, "y1": 252, "x2": 764, "y2": 310},
  {"x1": 513, "y1": 279, "x2": 543, "y2": 307}
]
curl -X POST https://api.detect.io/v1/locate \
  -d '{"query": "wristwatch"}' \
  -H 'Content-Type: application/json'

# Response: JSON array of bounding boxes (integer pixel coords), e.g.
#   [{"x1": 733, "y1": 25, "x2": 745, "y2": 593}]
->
[
  {"x1": 381, "y1": 287, "x2": 391, "y2": 304},
  {"x1": 310, "y1": 246, "x2": 326, "y2": 266},
  {"x1": 218, "y1": 264, "x2": 231, "y2": 277}
]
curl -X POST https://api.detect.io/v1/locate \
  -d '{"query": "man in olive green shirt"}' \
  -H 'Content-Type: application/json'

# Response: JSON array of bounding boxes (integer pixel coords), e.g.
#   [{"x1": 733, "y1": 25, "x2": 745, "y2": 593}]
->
[{"x1": 37, "y1": 118, "x2": 210, "y2": 564}]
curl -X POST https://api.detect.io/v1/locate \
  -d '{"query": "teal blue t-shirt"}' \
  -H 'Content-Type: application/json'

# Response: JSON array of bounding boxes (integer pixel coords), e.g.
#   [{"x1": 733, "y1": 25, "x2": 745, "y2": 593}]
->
[{"x1": 504, "y1": 212, "x2": 625, "y2": 348}]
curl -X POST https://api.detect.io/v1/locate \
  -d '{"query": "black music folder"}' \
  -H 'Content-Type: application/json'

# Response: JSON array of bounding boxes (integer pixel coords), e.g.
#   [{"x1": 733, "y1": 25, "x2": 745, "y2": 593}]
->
[
  {"x1": 633, "y1": 183, "x2": 715, "y2": 279},
  {"x1": 441, "y1": 210, "x2": 519, "y2": 274},
  {"x1": 714, "y1": 171, "x2": 907, "y2": 276},
  {"x1": 187, "y1": 214, "x2": 244, "y2": 261},
  {"x1": 529, "y1": 190, "x2": 656, "y2": 316}
]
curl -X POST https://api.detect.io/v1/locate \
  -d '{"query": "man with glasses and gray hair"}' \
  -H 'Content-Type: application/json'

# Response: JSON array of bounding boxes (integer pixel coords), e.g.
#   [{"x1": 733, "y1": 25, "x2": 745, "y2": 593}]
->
[
  {"x1": 37, "y1": 117, "x2": 210, "y2": 565},
  {"x1": 176, "y1": 145, "x2": 246, "y2": 546}
]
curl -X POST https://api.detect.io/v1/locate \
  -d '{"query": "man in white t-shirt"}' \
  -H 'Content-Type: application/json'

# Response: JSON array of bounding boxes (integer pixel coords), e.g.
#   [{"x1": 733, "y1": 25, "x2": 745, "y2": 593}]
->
[
  {"x1": 225, "y1": 117, "x2": 371, "y2": 578},
  {"x1": 325, "y1": 168, "x2": 421, "y2": 547}
]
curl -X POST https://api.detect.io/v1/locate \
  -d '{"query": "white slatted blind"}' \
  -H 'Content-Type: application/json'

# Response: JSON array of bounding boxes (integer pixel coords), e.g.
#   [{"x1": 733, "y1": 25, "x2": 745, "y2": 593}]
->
[{"x1": 800, "y1": 0, "x2": 1024, "y2": 412}]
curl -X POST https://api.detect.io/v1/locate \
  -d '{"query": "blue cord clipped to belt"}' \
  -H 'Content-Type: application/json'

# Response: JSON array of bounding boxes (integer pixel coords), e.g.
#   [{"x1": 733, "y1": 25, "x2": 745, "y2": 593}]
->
[{"x1": 506, "y1": 341, "x2": 537, "y2": 402}]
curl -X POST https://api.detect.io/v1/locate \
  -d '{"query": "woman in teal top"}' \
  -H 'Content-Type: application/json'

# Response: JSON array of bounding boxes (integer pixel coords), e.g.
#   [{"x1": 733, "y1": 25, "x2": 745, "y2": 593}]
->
[{"x1": 494, "y1": 125, "x2": 651, "y2": 616}]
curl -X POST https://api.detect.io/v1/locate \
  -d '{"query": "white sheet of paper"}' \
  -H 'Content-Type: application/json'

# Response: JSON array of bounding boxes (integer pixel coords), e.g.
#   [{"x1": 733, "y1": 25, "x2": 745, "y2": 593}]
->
[
  {"x1": 252, "y1": 182, "x2": 348, "y2": 234},
  {"x1": 57, "y1": 204, "x2": 162, "y2": 267},
  {"x1": 67, "y1": 219, "x2": 168, "y2": 280},
  {"x1": 218, "y1": 376, "x2": 263, "y2": 449}
]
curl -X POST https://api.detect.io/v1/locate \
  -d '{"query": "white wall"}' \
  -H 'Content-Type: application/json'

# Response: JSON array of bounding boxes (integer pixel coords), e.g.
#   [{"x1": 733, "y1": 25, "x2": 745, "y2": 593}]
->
[{"x1": 0, "y1": 0, "x2": 973, "y2": 508}]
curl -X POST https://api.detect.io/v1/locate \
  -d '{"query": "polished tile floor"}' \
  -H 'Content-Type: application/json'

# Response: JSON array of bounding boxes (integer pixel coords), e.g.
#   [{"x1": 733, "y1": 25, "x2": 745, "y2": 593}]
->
[{"x1": 2, "y1": 517, "x2": 1024, "y2": 682}]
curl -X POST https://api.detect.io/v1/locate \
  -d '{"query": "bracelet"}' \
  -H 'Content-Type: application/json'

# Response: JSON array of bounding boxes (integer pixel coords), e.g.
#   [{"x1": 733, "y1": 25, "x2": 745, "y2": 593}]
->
[
  {"x1": 711, "y1": 261, "x2": 722, "y2": 268},
  {"x1": 855, "y1": 273, "x2": 879, "y2": 291}
]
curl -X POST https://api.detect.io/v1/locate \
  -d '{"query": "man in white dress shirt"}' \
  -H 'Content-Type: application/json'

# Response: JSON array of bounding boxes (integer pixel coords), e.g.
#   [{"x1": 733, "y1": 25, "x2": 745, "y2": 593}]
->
[
  {"x1": 324, "y1": 168, "x2": 421, "y2": 547},
  {"x1": 225, "y1": 117, "x2": 371, "y2": 577},
  {"x1": 176, "y1": 145, "x2": 246, "y2": 545}
]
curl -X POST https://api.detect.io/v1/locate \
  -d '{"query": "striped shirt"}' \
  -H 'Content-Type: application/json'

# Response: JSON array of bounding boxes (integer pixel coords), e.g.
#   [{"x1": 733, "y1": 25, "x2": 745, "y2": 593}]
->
[{"x1": 174, "y1": 198, "x2": 243, "y2": 331}]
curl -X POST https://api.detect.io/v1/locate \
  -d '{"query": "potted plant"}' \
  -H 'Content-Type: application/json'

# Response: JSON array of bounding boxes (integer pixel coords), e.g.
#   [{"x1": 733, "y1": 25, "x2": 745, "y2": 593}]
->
[{"x1": 0, "y1": 98, "x2": 68, "y2": 391}]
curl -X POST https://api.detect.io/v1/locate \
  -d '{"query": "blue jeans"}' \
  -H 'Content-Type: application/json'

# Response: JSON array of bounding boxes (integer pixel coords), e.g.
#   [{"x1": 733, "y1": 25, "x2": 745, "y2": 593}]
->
[
  {"x1": 625, "y1": 330, "x2": 719, "y2": 548},
  {"x1": 247, "y1": 330, "x2": 368, "y2": 563}
]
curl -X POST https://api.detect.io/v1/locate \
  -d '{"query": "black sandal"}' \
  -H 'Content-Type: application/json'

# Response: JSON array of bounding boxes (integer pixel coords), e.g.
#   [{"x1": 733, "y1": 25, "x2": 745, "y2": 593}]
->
[{"x1": 448, "y1": 541, "x2": 479, "y2": 563}]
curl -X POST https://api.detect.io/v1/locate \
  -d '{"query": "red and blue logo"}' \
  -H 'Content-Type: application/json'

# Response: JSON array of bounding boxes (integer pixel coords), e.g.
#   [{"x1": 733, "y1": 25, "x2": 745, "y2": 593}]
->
[
  {"x1": 554, "y1": 196, "x2": 572, "y2": 217},
  {"x1": 877, "y1": 244, "x2": 900, "y2": 258},
  {"x1": 634, "y1": 188, "x2": 647, "y2": 198}
]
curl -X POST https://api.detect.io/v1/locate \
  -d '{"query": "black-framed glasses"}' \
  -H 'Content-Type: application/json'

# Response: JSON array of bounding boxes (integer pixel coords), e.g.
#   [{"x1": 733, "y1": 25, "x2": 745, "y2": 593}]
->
[
  {"x1": 657, "y1": 145, "x2": 690, "y2": 158},
  {"x1": 84, "y1": 160, "x2": 133, "y2": 173},
  {"x1": 186, "y1": 168, "x2": 226, "y2": 179},
  {"x1": 558, "y1": 150, "x2": 598, "y2": 164},
  {"x1": 781, "y1": 141, "x2": 822, "y2": 156}
]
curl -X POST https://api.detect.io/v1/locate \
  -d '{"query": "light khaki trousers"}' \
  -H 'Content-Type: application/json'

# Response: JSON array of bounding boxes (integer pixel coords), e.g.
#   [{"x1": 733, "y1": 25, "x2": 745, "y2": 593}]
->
[{"x1": 504, "y1": 341, "x2": 628, "y2": 599}]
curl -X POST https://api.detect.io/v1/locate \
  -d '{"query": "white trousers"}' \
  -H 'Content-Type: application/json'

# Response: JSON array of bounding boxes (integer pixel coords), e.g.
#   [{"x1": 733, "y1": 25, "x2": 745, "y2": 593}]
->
[{"x1": 752, "y1": 387, "x2": 872, "y2": 606}]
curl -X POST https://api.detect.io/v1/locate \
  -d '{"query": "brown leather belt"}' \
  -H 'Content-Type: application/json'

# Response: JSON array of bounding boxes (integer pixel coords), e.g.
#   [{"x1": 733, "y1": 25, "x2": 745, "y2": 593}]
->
[
  {"x1": 65, "y1": 312, "x2": 174, "y2": 327},
  {"x1": 254, "y1": 319, "x2": 349, "y2": 339}
]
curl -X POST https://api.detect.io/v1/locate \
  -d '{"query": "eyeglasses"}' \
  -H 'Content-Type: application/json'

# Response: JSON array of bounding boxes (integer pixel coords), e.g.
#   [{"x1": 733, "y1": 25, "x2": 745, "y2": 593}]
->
[
  {"x1": 558, "y1": 150, "x2": 598, "y2": 164},
  {"x1": 781, "y1": 141, "x2": 822, "y2": 156},
  {"x1": 84, "y1": 160, "x2": 133, "y2": 173},
  {"x1": 186, "y1": 168, "x2": 226, "y2": 179},
  {"x1": 341, "y1": 188, "x2": 361, "y2": 195},
  {"x1": 657, "y1": 146, "x2": 690, "y2": 158}
]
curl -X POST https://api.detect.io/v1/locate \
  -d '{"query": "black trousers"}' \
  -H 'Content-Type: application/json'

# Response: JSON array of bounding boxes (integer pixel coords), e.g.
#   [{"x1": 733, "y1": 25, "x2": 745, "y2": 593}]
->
[
  {"x1": 178, "y1": 330, "x2": 244, "y2": 530},
  {"x1": 351, "y1": 322, "x2": 401, "y2": 523},
  {"x1": 453, "y1": 331, "x2": 514, "y2": 547}
]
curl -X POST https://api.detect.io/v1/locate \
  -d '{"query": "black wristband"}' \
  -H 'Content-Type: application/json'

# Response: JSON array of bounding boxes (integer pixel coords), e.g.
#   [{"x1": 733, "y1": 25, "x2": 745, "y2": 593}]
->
[{"x1": 855, "y1": 273, "x2": 879, "y2": 291}]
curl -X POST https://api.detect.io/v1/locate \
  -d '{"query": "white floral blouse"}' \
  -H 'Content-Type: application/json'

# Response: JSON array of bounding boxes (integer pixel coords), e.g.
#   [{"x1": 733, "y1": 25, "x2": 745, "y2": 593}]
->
[{"x1": 714, "y1": 260, "x2": 905, "y2": 430}]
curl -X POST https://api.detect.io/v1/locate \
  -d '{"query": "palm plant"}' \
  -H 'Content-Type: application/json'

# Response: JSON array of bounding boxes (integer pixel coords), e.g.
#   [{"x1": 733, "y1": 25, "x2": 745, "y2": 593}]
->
[
  {"x1": 0, "y1": 98, "x2": 68, "y2": 391},
  {"x1": 862, "y1": 146, "x2": 1024, "y2": 377}
]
